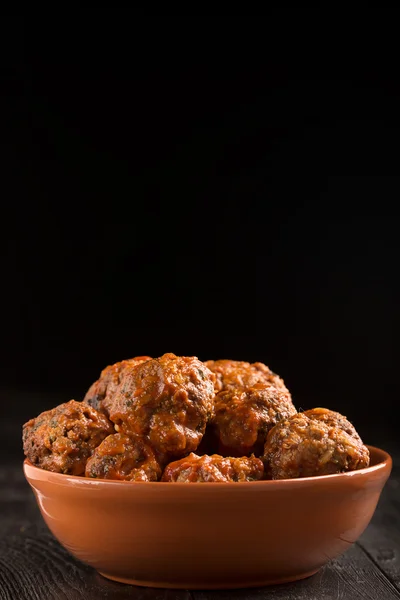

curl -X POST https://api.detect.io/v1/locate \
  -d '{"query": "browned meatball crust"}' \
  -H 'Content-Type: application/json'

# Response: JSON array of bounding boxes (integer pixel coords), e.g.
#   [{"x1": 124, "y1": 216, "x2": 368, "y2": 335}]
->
[
  {"x1": 161, "y1": 453, "x2": 264, "y2": 482},
  {"x1": 212, "y1": 385, "x2": 296, "y2": 456},
  {"x1": 263, "y1": 408, "x2": 370, "y2": 479},
  {"x1": 304, "y1": 407, "x2": 360, "y2": 437},
  {"x1": 205, "y1": 359, "x2": 288, "y2": 393},
  {"x1": 23, "y1": 400, "x2": 114, "y2": 475},
  {"x1": 85, "y1": 433, "x2": 162, "y2": 481},
  {"x1": 108, "y1": 353, "x2": 215, "y2": 460},
  {"x1": 83, "y1": 356, "x2": 151, "y2": 414}
]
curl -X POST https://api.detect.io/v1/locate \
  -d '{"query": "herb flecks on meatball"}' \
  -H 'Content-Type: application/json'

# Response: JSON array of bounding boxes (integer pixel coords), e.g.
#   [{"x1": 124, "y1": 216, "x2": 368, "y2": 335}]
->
[
  {"x1": 205, "y1": 359, "x2": 288, "y2": 393},
  {"x1": 83, "y1": 356, "x2": 151, "y2": 414},
  {"x1": 161, "y1": 453, "x2": 264, "y2": 482},
  {"x1": 108, "y1": 353, "x2": 215, "y2": 460},
  {"x1": 263, "y1": 408, "x2": 370, "y2": 479},
  {"x1": 85, "y1": 433, "x2": 162, "y2": 481},
  {"x1": 23, "y1": 400, "x2": 114, "y2": 475}
]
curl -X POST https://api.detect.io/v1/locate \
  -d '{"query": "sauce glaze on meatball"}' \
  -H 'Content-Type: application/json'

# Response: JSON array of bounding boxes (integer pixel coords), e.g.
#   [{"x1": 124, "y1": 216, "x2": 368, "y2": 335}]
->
[
  {"x1": 83, "y1": 356, "x2": 151, "y2": 414},
  {"x1": 263, "y1": 408, "x2": 370, "y2": 479},
  {"x1": 161, "y1": 452, "x2": 264, "y2": 482},
  {"x1": 85, "y1": 433, "x2": 162, "y2": 481},
  {"x1": 205, "y1": 359, "x2": 288, "y2": 393},
  {"x1": 23, "y1": 400, "x2": 114, "y2": 475},
  {"x1": 108, "y1": 353, "x2": 215, "y2": 460},
  {"x1": 212, "y1": 385, "x2": 296, "y2": 456}
]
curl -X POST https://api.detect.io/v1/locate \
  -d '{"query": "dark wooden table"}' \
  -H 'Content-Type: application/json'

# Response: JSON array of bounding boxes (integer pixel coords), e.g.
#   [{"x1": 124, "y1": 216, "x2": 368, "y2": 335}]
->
[{"x1": 1, "y1": 391, "x2": 399, "y2": 599}]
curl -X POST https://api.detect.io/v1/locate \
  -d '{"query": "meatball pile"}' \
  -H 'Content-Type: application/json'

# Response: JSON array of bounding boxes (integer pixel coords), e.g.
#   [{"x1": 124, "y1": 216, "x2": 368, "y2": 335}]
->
[{"x1": 23, "y1": 354, "x2": 370, "y2": 482}]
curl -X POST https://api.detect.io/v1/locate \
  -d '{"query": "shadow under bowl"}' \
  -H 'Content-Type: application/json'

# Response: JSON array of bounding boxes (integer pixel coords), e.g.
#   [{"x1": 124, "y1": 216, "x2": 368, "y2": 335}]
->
[{"x1": 23, "y1": 445, "x2": 392, "y2": 589}]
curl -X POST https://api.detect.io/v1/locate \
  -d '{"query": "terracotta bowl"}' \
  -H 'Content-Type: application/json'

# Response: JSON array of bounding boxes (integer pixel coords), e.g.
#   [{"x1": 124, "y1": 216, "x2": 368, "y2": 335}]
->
[{"x1": 23, "y1": 445, "x2": 391, "y2": 590}]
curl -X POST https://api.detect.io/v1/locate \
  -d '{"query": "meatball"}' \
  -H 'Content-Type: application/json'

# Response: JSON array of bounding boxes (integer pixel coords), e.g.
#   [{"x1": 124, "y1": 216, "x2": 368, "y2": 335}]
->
[
  {"x1": 263, "y1": 408, "x2": 370, "y2": 479},
  {"x1": 205, "y1": 359, "x2": 288, "y2": 393},
  {"x1": 23, "y1": 400, "x2": 114, "y2": 475},
  {"x1": 212, "y1": 385, "x2": 296, "y2": 456},
  {"x1": 108, "y1": 353, "x2": 215, "y2": 460},
  {"x1": 161, "y1": 453, "x2": 264, "y2": 482},
  {"x1": 83, "y1": 356, "x2": 151, "y2": 414},
  {"x1": 85, "y1": 433, "x2": 162, "y2": 481}
]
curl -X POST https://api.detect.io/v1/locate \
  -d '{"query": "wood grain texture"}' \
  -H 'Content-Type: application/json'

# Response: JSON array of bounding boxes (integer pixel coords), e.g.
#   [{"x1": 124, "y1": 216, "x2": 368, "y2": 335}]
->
[
  {"x1": 1, "y1": 407, "x2": 400, "y2": 599},
  {"x1": 358, "y1": 459, "x2": 400, "y2": 589},
  {"x1": 193, "y1": 544, "x2": 400, "y2": 600},
  {"x1": 0, "y1": 467, "x2": 193, "y2": 600},
  {"x1": 0, "y1": 520, "x2": 193, "y2": 600}
]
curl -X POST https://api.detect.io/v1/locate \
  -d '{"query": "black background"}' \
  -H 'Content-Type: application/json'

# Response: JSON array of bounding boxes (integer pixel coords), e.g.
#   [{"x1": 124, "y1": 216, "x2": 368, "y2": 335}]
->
[{"x1": 1, "y1": 17, "x2": 399, "y2": 445}]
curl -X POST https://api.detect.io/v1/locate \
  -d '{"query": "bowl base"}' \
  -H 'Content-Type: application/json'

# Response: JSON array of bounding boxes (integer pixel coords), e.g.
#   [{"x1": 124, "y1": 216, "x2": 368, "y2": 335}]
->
[{"x1": 98, "y1": 568, "x2": 320, "y2": 589}]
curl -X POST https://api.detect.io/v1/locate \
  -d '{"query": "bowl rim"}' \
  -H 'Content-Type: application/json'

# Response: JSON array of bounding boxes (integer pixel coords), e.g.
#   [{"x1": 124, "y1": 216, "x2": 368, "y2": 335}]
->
[{"x1": 23, "y1": 444, "x2": 392, "y2": 489}]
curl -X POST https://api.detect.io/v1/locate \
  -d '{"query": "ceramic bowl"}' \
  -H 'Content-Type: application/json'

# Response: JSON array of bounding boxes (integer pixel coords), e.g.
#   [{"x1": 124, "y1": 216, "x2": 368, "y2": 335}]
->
[{"x1": 23, "y1": 445, "x2": 391, "y2": 589}]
